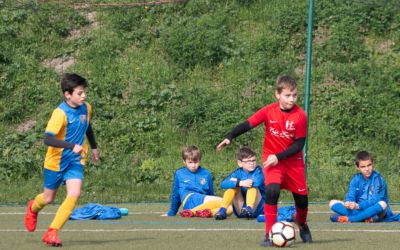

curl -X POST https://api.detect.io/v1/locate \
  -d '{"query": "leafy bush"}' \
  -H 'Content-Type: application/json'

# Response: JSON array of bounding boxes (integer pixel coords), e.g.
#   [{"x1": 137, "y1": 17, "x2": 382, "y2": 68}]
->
[{"x1": 161, "y1": 14, "x2": 234, "y2": 69}]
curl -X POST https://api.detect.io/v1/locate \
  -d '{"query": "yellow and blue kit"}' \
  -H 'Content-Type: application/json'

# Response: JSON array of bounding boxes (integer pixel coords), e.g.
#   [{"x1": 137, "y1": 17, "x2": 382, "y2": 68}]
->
[
  {"x1": 167, "y1": 166, "x2": 214, "y2": 216},
  {"x1": 43, "y1": 101, "x2": 92, "y2": 189},
  {"x1": 220, "y1": 165, "x2": 265, "y2": 218}
]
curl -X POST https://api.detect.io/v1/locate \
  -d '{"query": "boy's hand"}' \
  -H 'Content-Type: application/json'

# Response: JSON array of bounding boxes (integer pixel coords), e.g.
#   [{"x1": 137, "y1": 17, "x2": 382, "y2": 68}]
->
[
  {"x1": 239, "y1": 179, "x2": 253, "y2": 188},
  {"x1": 263, "y1": 155, "x2": 278, "y2": 168},
  {"x1": 91, "y1": 149, "x2": 100, "y2": 163},
  {"x1": 344, "y1": 201, "x2": 359, "y2": 210},
  {"x1": 216, "y1": 139, "x2": 231, "y2": 151},
  {"x1": 160, "y1": 213, "x2": 168, "y2": 217},
  {"x1": 72, "y1": 144, "x2": 83, "y2": 154}
]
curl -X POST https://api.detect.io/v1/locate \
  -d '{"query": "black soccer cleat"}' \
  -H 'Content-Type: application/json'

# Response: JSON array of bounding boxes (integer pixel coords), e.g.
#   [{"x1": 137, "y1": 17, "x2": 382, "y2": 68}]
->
[
  {"x1": 260, "y1": 234, "x2": 273, "y2": 247},
  {"x1": 298, "y1": 223, "x2": 312, "y2": 243}
]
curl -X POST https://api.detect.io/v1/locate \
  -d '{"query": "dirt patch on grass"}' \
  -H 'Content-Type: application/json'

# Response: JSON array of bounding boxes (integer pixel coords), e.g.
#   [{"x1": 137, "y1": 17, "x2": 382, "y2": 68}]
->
[
  {"x1": 42, "y1": 57, "x2": 75, "y2": 73},
  {"x1": 16, "y1": 119, "x2": 36, "y2": 133}
]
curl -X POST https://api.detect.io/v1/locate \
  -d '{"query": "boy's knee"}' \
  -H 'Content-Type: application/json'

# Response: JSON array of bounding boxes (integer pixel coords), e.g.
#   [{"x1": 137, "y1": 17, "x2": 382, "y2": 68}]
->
[
  {"x1": 329, "y1": 200, "x2": 341, "y2": 208},
  {"x1": 265, "y1": 183, "x2": 280, "y2": 205},
  {"x1": 67, "y1": 191, "x2": 81, "y2": 199},
  {"x1": 378, "y1": 201, "x2": 387, "y2": 210}
]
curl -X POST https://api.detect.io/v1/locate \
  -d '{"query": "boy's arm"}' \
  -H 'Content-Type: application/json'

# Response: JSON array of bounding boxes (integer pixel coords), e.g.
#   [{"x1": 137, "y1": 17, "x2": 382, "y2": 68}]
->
[
  {"x1": 85, "y1": 124, "x2": 97, "y2": 149},
  {"x1": 217, "y1": 121, "x2": 252, "y2": 150},
  {"x1": 358, "y1": 176, "x2": 387, "y2": 210},
  {"x1": 344, "y1": 176, "x2": 357, "y2": 202},
  {"x1": 220, "y1": 171, "x2": 240, "y2": 189},
  {"x1": 167, "y1": 172, "x2": 181, "y2": 216},
  {"x1": 44, "y1": 133, "x2": 75, "y2": 149},
  {"x1": 275, "y1": 137, "x2": 306, "y2": 161},
  {"x1": 251, "y1": 167, "x2": 264, "y2": 187},
  {"x1": 208, "y1": 173, "x2": 215, "y2": 196}
]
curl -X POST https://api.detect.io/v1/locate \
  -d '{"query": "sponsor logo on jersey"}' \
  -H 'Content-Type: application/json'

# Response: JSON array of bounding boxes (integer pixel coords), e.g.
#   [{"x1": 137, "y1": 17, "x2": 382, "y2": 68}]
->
[
  {"x1": 80, "y1": 115, "x2": 87, "y2": 123},
  {"x1": 286, "y1": 120, "x2": 295, "y2": 131}
]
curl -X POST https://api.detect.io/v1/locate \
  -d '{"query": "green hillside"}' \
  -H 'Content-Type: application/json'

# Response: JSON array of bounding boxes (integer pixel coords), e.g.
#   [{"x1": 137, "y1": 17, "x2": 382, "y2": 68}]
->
[{"x1": 0, "y1": 0, "x2": 399, "y2": 203}]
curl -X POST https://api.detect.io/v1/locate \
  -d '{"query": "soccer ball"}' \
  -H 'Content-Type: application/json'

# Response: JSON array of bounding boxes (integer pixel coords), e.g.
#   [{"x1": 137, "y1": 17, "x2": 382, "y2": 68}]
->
[{"x1": 269, "y1": 221, "x2": 296, "y2": 247}]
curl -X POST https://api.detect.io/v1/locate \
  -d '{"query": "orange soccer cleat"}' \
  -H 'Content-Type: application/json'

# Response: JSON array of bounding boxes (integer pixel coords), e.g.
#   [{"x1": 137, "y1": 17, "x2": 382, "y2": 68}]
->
[
  {"x1": 42, "y1": 228, "x2": 62, "y2": 247},
  {"x1": 24, "y1": 200, "x2": 38, "y2": 232},
  {"x1": 330, "y1": 214, "x2": 349, "y2": 223}
]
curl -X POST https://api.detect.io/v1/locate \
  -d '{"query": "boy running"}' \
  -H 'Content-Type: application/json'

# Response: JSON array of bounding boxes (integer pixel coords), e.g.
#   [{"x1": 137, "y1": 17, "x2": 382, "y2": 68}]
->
[{"x1": 24, "y1": 73, "x2": 99, "y2": 247}]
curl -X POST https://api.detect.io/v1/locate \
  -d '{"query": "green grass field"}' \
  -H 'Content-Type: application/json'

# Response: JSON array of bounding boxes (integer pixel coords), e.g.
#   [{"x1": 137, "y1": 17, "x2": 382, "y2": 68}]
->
[{"x1": 1, "y1": 203, "x2": 399, "y2": 249}]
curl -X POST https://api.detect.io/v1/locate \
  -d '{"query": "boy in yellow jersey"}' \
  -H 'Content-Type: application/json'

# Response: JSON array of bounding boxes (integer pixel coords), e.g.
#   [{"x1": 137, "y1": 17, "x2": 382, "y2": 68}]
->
[{"x1": 24, "y1": 73, "x2": 99, "y2": 247}]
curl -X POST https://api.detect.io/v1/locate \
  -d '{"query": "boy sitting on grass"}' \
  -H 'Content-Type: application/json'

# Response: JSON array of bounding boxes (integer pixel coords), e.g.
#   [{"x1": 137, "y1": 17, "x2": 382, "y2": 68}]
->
[
  {"x1": 329, "y1": 151, "x2": 396, "y2": 223},
  {"x1": 215, "y1": 147, "x2": 265, "y2": 220},
  {"x1": 163, "y1": 145, "x2": 227, "y2": 218}
]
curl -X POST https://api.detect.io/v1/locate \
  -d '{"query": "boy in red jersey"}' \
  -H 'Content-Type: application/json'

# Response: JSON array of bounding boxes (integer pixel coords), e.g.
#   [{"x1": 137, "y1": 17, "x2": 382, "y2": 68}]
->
[{"x1": 217, "y1": 75, "x2": 312, "y2": 247}]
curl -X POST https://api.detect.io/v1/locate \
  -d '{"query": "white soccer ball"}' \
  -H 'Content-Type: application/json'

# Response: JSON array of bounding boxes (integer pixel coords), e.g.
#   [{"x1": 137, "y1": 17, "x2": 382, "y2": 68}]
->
[{"x1": 269, "y1": 221, "x2": 296, "y2": 247}]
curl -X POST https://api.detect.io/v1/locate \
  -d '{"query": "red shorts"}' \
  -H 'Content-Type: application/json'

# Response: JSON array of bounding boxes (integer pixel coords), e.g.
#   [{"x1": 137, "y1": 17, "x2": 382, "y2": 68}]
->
[{"x1": 263, "y1": 160, "x2": 308, "y2": 195}]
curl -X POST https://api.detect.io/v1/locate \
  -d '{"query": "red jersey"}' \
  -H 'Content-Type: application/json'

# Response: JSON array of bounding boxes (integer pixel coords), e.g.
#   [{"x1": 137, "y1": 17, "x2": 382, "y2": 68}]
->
[{"x1": 247, "y1": 102, "x2": 307, "y2": 163}]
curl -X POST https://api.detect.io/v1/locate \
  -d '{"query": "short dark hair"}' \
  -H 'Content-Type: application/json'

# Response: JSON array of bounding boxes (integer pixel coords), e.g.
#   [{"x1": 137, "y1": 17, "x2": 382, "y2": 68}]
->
[
  {"x1": 276, "y1": 75, "x2": 297, "y2": 93},
  {"x1": 355, "y1": 151, "x2": 374, "y2": 167},
  {"x1": 237, "y1": 146, "x2": 256, "y2": 160},
  {"x1": 182, "y1": 145, "x2": 202, "y2": 162},
  {"x1": 61, "y1": 73, "x2": 88, "y2": 94}
]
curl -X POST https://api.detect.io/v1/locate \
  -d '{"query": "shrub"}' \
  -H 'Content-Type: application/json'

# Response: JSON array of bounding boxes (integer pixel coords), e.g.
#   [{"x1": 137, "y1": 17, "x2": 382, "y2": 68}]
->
[{"x1": 161, "y1": 14, "x2": 234, "y2": 69}]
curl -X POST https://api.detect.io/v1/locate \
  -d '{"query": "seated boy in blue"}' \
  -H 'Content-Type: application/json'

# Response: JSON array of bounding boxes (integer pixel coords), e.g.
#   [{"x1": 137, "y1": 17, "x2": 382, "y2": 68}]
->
[
  {"x1": 163, "y1": 145, "x2": 223, "y2": 218},
  {"x1": 329, "y1": 151, "x2": 393, "y2": 223},
  {"x1": 215, "y1": 147, "x2": 265, "y2": 220}
]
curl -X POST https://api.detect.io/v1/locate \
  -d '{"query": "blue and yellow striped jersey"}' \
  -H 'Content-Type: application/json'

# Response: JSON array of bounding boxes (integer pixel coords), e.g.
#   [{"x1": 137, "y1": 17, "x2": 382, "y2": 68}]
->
[{"x1": 44, "y1": 101, "x2": 92, "y2": 171}]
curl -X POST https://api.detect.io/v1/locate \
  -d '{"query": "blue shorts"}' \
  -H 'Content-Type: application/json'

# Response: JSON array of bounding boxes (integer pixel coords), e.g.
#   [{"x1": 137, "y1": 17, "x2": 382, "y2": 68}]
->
[
  {"x1": 233, "y1": 197, "x2": 265, "y2": 219},
  {"x1": 44, "y1": 161, "x2": 84, "y2": 190},
  {"x1": 183, "y1": 193, "x2": 206, "y2": 210}
]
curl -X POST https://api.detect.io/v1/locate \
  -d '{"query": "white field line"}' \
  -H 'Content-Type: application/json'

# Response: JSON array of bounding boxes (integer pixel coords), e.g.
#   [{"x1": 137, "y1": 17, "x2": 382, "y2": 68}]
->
[
  {"x1": 1, "y1": 211, "x2": 400, "y2": 215},
  {"x1": 1, "y1": 228, "x2": 400, "y2": 233}
]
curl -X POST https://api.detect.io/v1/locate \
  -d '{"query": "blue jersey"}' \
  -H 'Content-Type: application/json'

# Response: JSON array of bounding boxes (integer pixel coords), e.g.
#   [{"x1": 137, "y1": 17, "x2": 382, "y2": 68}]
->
[
  {"x1": 345, "y1": 170, "x2": 392, "y2": 215},
  {"x1": 220, "y1": 165, "x2": 265, "y2": 196},
  {"x1": 44, "y1": 101, "x2": 92, "y2": 171},
  {"x1": 167, "y1": 166, "x2": 214, "y2": 216}
]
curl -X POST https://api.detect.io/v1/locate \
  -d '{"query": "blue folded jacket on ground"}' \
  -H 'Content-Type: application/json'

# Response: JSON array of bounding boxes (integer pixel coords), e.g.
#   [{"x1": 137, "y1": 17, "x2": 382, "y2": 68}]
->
[
  {"x1": 257, "y1": 205, "x2": 295, "y2": 223},
  {"x1": 70, "y1": 203, "x2": 122, "y2": 220}
]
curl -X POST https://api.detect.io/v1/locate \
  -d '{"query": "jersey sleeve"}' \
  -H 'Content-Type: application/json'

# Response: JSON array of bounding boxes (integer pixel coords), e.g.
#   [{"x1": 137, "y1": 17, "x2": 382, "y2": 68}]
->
[
  {"x1": 247, "y1": 106, "x2": 267, "y2": 128},
  {"x1": 45, "y1": 108, "x2": 66, "y2": 136},
  {"x1": 167, "y1": 171, "x2": 181, "y2": 216},
  {"x1": 220, "y1": 170, "x2": 240, "y2": 189},
  {"x1": 85, "y1": 102, "x2": 92, "y2": 123},
  {"x1": 251, "y1": 167, "x2": 265, "y2": 188},
  {"x1": 295, "y1": 110, "x2": 307, "y2": 139},
  {"x1": 345, "y1": 175, "x2": 358, "y2": 202},
  {"x1": 207, "y1": 172, "x2": 215, "y2": 196}
]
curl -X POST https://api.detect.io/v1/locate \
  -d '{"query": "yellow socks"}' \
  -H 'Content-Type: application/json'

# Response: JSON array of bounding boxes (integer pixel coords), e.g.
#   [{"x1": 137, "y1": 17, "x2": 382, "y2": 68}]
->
[
  {"x1": 221, "y1": 188, "x2": 237, "y2": 208},
  {"x1": 191, "y1": 200, "x2": 221, "y2": 212},
  {"x1": 246, "y1": 187, "x2": 257, "y2": 208},
  {"x1": 32, "y1": 193, "x2": 47, "y2": 213},
  {"x1": 50, "y1": 196, "x2": 78, "y2": 230}
]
